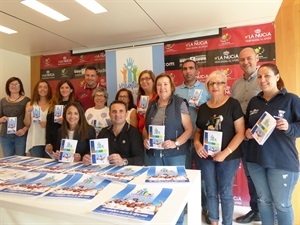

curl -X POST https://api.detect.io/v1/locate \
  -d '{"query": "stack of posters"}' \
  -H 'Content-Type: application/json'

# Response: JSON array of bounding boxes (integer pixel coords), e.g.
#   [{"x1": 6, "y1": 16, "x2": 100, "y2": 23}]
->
[
  {"x1": 145, "y1": 166, "x2": 189, "y2": 183},
  {"x1": 98, "y1": 166, "x2": 148, "y2": 183},
  {"x1": 45, "y1": 173, "x2": 111, "y2": 200},
  {"x1": 92, "y1": 184, "x2": 172, "y2": 222}
]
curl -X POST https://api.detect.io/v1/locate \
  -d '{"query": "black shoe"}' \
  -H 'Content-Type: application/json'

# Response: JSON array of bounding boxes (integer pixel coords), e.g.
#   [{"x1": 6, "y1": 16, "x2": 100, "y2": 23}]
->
[
  {"x1": 202, "y1": 209, "x2": 211, "y2": 224},
  {"x1": 235, "y1": 210, "x2": 261, "y2": 223}
]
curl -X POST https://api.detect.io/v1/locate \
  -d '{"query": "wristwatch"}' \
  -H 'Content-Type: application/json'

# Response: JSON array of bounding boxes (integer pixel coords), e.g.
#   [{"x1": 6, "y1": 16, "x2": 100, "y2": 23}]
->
[
  {"x1": 175, "y1": 140, "x2": 180, "y2": 150},
  {"x1": 123, "y1": 158, "x2": 128, "y2": 166}
]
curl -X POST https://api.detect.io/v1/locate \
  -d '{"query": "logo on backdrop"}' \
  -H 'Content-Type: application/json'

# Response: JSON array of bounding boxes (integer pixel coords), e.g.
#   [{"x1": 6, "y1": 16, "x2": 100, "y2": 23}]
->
[
  {"x1": 245, "y1": 28, "x2": 272, "y2": 42},
  {"x1": 119, "y1": 57, "x2": 140, "y2": 90}
]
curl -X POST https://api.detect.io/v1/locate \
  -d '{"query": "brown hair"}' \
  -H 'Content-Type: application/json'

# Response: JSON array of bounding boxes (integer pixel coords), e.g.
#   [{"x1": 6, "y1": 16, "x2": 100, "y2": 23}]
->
[
  {"x1": 154, "y1": 73, "x2": 176, "y2": 94},
  {"x1": 49, "y1": 79, "x2": 76, "y2": 112},
  {"x1": 30, "y1": 80, "x2": 52, "y2": 105},
  {"x1": 259, "y1": 63, "x2": 285, "y2": 90},
  {"x1": 137, "y1": 70, "x2": 156, "y2": 99},
  {"x1": 115, "y1": 88, "x2": 136, "y2": 110},
  {"x1": 61, "y1": 102, "x2": 89, "y2": 141}
]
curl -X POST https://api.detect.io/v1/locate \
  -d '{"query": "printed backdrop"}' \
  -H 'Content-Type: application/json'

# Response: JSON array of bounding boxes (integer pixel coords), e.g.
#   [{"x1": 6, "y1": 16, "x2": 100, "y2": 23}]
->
[{"x1": 40, "y1": 22, "x2": 275, "y2": 206}]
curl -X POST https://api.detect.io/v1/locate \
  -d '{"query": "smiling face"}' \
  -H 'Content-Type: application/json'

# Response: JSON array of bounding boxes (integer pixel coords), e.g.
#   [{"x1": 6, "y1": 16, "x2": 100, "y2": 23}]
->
[
  {"x1": 257, "y1": 66, "x2": 279, "y2": 93},
  {"x1": 156, "y1": 76, "x2": 172, "y2": 101},
  {"x1": 9, "y1": 80, "x2": 21, "y2": 95},
  {"x1": 94, "y1": 91, "x2": 107, "y2": 107},
  {"x1": 109, "y1": 103, "x2": 127, "y2": 126},
  {"x1": 239, "y1": 47, "x2": 259, "y2": 78},
  {"x1": 38, "y1": 82, "x2": 49, "y2": 97},
  {"x1": 65, "y1": 105, "x2": 79, "y2": 130},
  {"x1": 139, "y1": 72, "x2": 154, "y2": 93},
  {"x1": 84, "y1": 69, "x2": 98, "y2": 88},
  {"x1": 59, "y1": 82, "x2": 73, "y2": 100}
]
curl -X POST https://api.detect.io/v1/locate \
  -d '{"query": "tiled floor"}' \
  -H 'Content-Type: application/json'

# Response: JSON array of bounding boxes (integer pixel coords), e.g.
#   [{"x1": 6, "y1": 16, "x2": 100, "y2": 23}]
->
[{"x1": 184, "y1": 206, "x2": 262, "y2": 225}]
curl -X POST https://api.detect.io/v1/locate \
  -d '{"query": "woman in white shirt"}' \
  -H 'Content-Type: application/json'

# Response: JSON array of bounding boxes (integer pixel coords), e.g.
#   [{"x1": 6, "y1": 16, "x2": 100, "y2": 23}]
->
[
  {"x1": 85, "y1": 87, "x2": 110, "y2": 137},
  {"x1": 24, "y1": 80, "x2": 52, "y2": 158}
]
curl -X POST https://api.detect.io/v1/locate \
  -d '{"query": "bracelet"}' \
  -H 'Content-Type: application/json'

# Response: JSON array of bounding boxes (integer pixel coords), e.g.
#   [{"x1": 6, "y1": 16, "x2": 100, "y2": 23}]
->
[{"x1": 227, "y1": 147, "x2": 233, "y2": 154}]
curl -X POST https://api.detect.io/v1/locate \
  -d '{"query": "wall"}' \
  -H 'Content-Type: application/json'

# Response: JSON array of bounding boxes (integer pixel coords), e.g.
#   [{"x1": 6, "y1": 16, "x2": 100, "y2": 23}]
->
[
  {"x1": 0, "y1": 48, "x2": 31, "y2": 157},
  {"x1": 275, "y1": 0, "x2": 300, "y2": 224}
]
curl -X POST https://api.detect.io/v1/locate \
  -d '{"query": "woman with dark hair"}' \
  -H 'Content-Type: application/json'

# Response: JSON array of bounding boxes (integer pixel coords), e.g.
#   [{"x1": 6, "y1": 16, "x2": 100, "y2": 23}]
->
[
  {"x1": 143, "y1": 73, "x2": 193, "y2": 225},
  {"x1": 115, "y1": 88, "x2": 138, "y2": 128},
  {"x1": 54, "y1": 102, "x2": 95, "y2": 162},
  {"x1": 136, "y1": 70, "x2": 157, "y2": 133},
  {"x1": 24, "y1": 80, "x2": 52, "y2": 158},
  {"x1": 245, "y1": 63, "x2": 300, "y2": 225},
  {"x1": 0, "y1": 77, "x2": 30, "y2": 157},
  {"x1": 45, "y1": 79, "x2": 76, "y2": 156}
]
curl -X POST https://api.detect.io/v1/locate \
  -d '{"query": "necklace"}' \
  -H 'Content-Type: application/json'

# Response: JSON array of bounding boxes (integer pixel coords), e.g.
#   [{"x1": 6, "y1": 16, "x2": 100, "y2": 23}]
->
[{"x1": 8, "y1": 95, "x2": 21, "y2": 102}]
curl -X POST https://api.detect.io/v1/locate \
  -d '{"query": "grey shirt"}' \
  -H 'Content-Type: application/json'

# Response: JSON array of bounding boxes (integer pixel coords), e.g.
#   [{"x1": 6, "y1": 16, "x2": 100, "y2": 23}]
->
[
  {"x1": 231, "y1": 70, "x2": 261, "y2": 114},
  {"x1": 0, "y1": 97, "x2": 30, "y2": 136}
]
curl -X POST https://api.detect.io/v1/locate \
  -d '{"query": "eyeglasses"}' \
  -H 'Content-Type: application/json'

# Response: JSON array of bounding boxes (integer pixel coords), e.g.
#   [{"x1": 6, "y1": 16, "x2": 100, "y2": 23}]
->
[
  {"x1": 95, "y1": 94, "x2": 105, "y2": 98},
  {"x1": 140, "y1": 77, "x2": 151, "y2": 82},
  {"x1": 208, "y1": 81, "x2": 225, "y2": 87},
  {"x1": 118, "y1": 95, "x2": 128, "y2": 99},
  {"x1": 9, "y1": 83, "x2": 20, "y2": 87}
]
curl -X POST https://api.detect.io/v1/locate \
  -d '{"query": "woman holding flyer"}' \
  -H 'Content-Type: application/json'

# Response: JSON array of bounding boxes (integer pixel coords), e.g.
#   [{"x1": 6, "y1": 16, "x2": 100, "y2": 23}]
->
[
  {"x1": 24, "y1": 80, "x2": 52, "y2": 158},
  {"x1": 85, "y1": 87, "x2": 110, "y2": 137},
  {"x1": 136, "y1": 70, "x2": 158, "y2": 133},
  {"x1": 143, "y1": 73, "x2": 192, "y2": 225},
  {"x1": 45, "y1": 79, "x2": 76, "y2": 157},
  {"x1": 193, "y1": 70, "x2": 245, "y2": 225},
  {"x1": 54, "y1": 102, "x2": 95, "y2": 162},
  {"x1": 0, "y1": 77, "x2": 30, "y2": 157},
  {"x1": 245, "y1": 63, "x2": 300, "y2": 225}
]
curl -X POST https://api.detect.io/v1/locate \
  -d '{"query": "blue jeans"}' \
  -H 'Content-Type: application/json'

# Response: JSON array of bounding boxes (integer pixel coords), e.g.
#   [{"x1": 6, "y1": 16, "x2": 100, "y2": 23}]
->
[
  {"x1": 0, "y1": 135, "x2": 27, "y2": 157},
  {"x1": 29, "y1": 145, "x2": 51, "y2": 158},
  {"x1": 197, "y1": 157, "x2": 240, "y2": 225},
  {"x1": 147, "y1": 152, "x2": 186, "y2": 166},
  {"x1": 147, "y1": 152, "x2": 186, "y2": 225},
  {"x1": 240, "y1": 140, "x2": 259, "y2": 212},
  {"x1": 248, "y1": 163, "x2": 299, "y2": 225}
]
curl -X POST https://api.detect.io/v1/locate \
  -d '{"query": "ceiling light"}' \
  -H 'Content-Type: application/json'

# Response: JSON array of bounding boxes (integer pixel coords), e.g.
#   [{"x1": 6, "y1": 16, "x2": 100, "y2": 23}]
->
[
  {"x1": 20, "y1": 0, "x2": 69, "y2": 22},
  {"x1": 76, "y1": 0, "x2": 107, "y2": 14},
  {"x1": 0, "y1": 25, "x2": 17, "y2": 34}
]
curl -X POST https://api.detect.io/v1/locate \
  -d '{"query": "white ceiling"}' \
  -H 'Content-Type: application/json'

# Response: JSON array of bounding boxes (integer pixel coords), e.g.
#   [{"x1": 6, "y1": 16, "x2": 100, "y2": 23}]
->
[{"x1": 0, "y1": 0, "x2": 283, "y2": 56}]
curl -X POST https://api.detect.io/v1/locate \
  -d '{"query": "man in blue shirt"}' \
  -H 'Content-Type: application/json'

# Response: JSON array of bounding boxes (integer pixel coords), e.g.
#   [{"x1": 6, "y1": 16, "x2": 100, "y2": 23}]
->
[{"x1": 175, "y1": 59, "x2": 210, "y2": 223}]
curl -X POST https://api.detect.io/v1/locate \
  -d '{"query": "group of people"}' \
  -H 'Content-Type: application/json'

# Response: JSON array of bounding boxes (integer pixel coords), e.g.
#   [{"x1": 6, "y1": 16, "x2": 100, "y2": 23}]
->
[{"x1": 0, "y1": 47, "x2": 299, "y2": 225}]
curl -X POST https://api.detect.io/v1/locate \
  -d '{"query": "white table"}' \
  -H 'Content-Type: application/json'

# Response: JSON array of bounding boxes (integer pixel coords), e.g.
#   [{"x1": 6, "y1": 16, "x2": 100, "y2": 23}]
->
[{"x1": 0, "y1": 168, "x2": 201, "y2": 225}]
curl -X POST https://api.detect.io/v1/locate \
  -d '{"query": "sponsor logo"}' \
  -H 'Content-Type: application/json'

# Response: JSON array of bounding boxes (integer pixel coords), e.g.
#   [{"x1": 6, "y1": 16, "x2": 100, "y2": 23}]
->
[
  {"x1": 74, "y1": 68, "x2": 85, "y2": 77},
  {"x1": 44, "y1": 58, "x2": 51, "y2": 66},
  {"x1": 245, "y1": 28, "x2": 272, "y2": 42},
  {"x1": 185, "y1": 40, "x2": 208, "y2": 50},
  {"x1": 41, "y1": 70, "x2": 55, "y2": 79},
  {"x1": 196, "y1": 73, "x2": 209, "y2": 83},
  {"x1": 254, "y1": 46, "x2": 269, "y2": 60},
  {"x1": 164, "y1": 44, "x2": 177, "y2": 54},
  {"x1": 58, "y1": 56, "x2": 72, "y2": 66},
  {"x1": 214, "y1": 51, "x2": 239, "y2": 64},
  {"x1": 118, "y1": 57, "x2": 139, "y2": 95},
  {"x1": 218, "y1": 33, "x2": 234, "y2": 47},
  {"x1": 61, "y1": 68, "x2": 69, "y2": 78},
  {"x1": 79, "y1": 55, "x2": 86, "y2": 62},
  {"x1": 95, "y1": 52, "x2": 105, "y2": 61}
]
